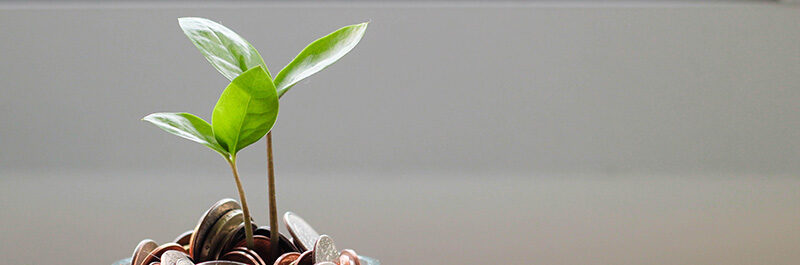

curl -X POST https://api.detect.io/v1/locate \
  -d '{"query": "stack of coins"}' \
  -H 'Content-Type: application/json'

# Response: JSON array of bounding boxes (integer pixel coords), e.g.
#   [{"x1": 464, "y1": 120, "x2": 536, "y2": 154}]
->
[{"x1": 113, "y1": 199, "x2": 379, "y2": 265}]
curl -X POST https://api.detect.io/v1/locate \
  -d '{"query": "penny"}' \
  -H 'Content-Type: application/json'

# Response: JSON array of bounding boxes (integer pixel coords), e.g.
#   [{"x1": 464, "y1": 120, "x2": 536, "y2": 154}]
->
[
  {"x1": 357, "y1": 255, "x2": 380, "y2": 265},
  {"x1": 221, "y1": 250, "x2": 260, "y2": 265},
  {"x1": 292, "y1": 250, "x2": 312, "y2": 265},
  {"x1": 161, "y1": 250, "x2": 190, "y2": 265},
  {"x1": 200, "y1": 209, "x2": 244, "y2": 261},
  {"x1": 233, "y1": 247, "x2": 267, "y2": 265},
  {"x1": 174, "y1": 230, "x2": 193, "y2": 246},
  {"x1": 283, "y1": 212, "x2": 319, "y2": 252},
  {"x1": 254, "y1": 226, "x2": 298, "y2": 253},
  {"x1": 132, "y1": 239, "x2": 158, "y2": 265},
  {"x1": 195, "y1": 261, "x2": 249, "y2": 265},
  {"x1": 272, "y1": 252, "x2": 300, "y2": 265},
  {"x1": 189, "y1": 199, "x2": 241, "y2": 259},
  {"x1": 312, "y1": 235, "x2": 338, "y2": 264},
  {"x1": 141, "y1": 243, "x2": 186, "y2": 265},
  {"x1": 232, "y1": 235, "x2": 272, "y2": 263},
  {"x1": 338, "y1": 249, "x2": 360, "y2": 265}
]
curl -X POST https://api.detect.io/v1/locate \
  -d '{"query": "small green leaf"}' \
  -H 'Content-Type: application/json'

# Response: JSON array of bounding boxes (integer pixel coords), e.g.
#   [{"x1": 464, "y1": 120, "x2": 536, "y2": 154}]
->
[
  {"x1": 179, "y1": 17, "x2": 271, "y2": 81},
  {"x1": 142, "y1": 112, "x2": 228, "y2": 156},
  {"x1": 212, "y1": 66, "x2": 279, "y2": 155},
  {"x1": 274, "y1": 22, "x2": 368, "y2": 98}
]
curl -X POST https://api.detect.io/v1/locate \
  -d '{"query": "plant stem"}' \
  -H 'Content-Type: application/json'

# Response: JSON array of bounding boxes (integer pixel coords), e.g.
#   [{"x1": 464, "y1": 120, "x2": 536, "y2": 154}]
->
[
  {"x1": 227, "y1": 157, "x2": 255, "y2": 249},
  {"x1": 266, "y1": 132, "x2": 279, "y2": 259}
]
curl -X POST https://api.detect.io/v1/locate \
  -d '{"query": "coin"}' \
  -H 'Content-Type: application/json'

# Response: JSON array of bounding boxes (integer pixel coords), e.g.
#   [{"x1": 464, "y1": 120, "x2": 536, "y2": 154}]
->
[
  {"x1": 357, "y1": 255, "x2": 380, "y2": 265},
  {"x1": 132, "y1": 239, "x2": 158, "y2": 265},
  {"x1": 283, "y1": 212, "x2": 319, "y2": 252},
  {"x1": 200, "y1": 209, "x2": 244, "y2": 261},
  {"x1": 141, "y1": 243, "x2": 186, "y2": 265},
  {"x1": 148, "y1": 262, "x2": 161, "y2": 265},
  {"x1": 338, "y1": 249, "x2": 360, "y2": 265},
  {"x1": 291, "y1": 250, "x2": 312, "y2": 265},
  {"x1": 176, "y1": 259, "x2": 195, "y2": 265},
  {"x1": 190, "y1": 199, "x2": 241, "y2": 259},
  {"x1": 217, "y1": 222, "x2": 258, "y2": 259},
  {"x1": 231, "y1": 235, "x2": 271, "y2": 263},
  {"x1": 174, "y1": 230, "x2": 193, "y2": 246},
  {"x1": 273, "y1": 252, "x2": 300, "y2": 265},
  {"x1": 312, "y1": 235, "x2": 338, "y2": 264},
  {"x1": 233, "y1": 247, "x2": 267, "y2": 265},
  {"x1": 221, "y1": 250, "x2": 260, "y2": 265},
  {"x1": 254, "y1": 226, "x2": 299, "y2": 253},
  {"x1": 315, "y1": 262, "x2": 336, "y2": 265},
  {"x1": 195, "y1": 261, "x2": 249, "y2": 265},
  {"x1": 161, "y1": 250, "x2": 190, "y2": 265}
]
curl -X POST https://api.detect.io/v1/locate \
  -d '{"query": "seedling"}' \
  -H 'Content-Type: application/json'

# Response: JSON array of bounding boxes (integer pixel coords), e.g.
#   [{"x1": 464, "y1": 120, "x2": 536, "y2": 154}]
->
[{"x1": 143, "y1": 17, "x2": 367, "y2": 257}]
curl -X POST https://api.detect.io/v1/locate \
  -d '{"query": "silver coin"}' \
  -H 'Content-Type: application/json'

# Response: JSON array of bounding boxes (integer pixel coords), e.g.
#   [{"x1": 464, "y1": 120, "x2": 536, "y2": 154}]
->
[
  {"x1": 200, "y1": 209, "x2": 244, "y2": 261},
  {"x1": 357, "y1": 255, "x2": 380, "y2": 265},
  {"x1": 112, "y1": 257, "x2": 132, "y2": 265},
  {"x1": 284, "y1": 212, "x2": 320, "y2": 252},
  {"x1": 132, "y1": 239, "x2": 158, "y2": 265},
  {"x1": 312, "y1": 235, "x2": 338, "y2": 264},
  {"x1": 189, "y1": 199, "x2": 241, "y2": 259},
  {"x1": 175, "y1": 258, "x2": 195, "y2": 265},
  {"x1": 161, "y1": 250, "x2": 190, "y2": 265}
]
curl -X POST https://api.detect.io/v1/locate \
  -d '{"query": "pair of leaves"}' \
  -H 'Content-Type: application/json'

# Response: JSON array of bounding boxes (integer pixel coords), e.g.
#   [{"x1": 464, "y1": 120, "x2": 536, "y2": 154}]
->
[
  {"x1": 143, "y1": 17, "x2": 366, "y2": 158},
  {"x1": 178, "y1": 17, "x2": 368, "y2": 97},
  {"x1": 143, "y1": 66, "x2": 278, "y2": 158}
]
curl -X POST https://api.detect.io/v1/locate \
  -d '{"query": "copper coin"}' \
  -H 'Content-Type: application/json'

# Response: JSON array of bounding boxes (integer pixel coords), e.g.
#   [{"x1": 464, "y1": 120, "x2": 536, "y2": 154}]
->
[
  {"x1": 189, "y1": 199, "x2": 241, "y2": 259},
  {"x1": 200, "y1": 209, "x2": 244, "y2": 261},
  {"x1": 232, "y1": 235, "x2": 271, "y2": 262},
  {"x1": 283, "y1": 212, "x2": 319, "y2": 252},
  {"x1": 312, "y1": 235, "x2": 338, "y2": 264},
  {"x1": 195, "y1": 261, "x2": 249, "y2": 265},
  {"x1": 161, "y1": 250, "x2": 190, "y2": 265},
  {"x1": 218, "y1": 222, "x2": 258, "y2": 259},
  {"x1": 141, "y1": 243, "x2": 186, "y2": 265},
  {"x1": 291, "y1": 250, "x2": 312, "y2": 265},
  {"x1": 357, "y1": 255, "x2": 380, "y2": 265},
  {"x1": 254, "y1": 226, "x2": 299, "y2": 253},
  {"x1": 148, "y1": 262, "x2": 161, "y2": 265},
  {"x1": 221, "y1": 250, "x2": 260, "y2": 265},
  {"x1": 174, "y1": 230, "x2": 193, "y2": 246},
  {"x1": 337, "y1": 249, "x2": 360, "y2": 265},
  {"x1": 132, "y1": 239, "x2": 158, "y2": 265},
  {"x1": 272, "y1": 252, "x2": 300, "y2": 265},
  {"x1": 233, "y1": 247, "x2": 267, "y2": 265}
]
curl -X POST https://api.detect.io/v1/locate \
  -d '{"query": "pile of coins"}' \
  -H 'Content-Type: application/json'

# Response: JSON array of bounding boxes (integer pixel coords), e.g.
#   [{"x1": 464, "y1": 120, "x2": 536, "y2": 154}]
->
[{"x1": 113, "y1": 199, "x2": 378, "y2": 265}]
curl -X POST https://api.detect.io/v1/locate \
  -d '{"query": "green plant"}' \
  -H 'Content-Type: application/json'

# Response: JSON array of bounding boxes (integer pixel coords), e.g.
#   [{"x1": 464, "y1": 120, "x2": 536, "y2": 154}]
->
[{"x1": 143, "y1": 17, "x2": 367, "y2": 256}]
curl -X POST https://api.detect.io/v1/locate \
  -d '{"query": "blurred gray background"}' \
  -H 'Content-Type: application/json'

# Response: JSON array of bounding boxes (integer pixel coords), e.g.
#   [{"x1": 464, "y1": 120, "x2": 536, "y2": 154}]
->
[{"x1": 1, "y1": 1, "x2": 798, "y2": 265}]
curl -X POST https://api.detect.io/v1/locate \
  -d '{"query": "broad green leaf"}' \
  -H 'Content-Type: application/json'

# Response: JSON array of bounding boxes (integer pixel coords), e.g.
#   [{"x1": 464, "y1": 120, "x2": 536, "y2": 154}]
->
[
  {"x1": 212, "y1": 66, "x2": 279, "y2": 155},
  {"x1": 142, "y1": 112, "x2": 228, "y2": 156},
  {"x1": 274, "y1": 22, "x2": 368, "y2": 98},
  {"x1": 179, "y1": 17, "x2": 271, "y2": 81}
]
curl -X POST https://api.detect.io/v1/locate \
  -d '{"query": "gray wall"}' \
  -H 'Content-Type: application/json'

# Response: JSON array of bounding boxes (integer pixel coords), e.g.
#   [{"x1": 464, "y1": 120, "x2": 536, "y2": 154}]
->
[
  {"x1": 1, "y1": 2, "x2": 799, "y2": 265},
  {"x1": 1, "y1": 3, "x2": 799, "y2": 176}
]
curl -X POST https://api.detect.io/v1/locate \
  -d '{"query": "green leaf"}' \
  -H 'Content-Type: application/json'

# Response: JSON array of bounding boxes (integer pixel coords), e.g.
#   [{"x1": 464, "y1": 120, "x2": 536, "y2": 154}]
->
[
  {"x1": 142, "y1": 112, "x2": 228, "y2": 156},
  {"x1": 212, "y1": 66, "x2": 279, "y2": 155},
  {"x1": 274, "y1": 22, "x2": 368, "y2": 98},
  {"x1": 178, "y1": 17, "x2": 271, "y2": 81}
]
